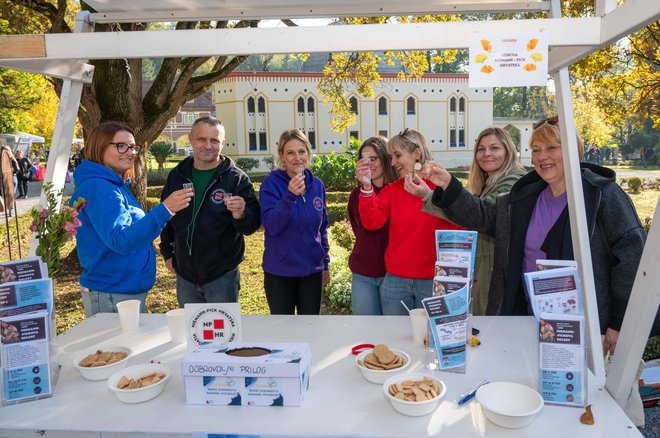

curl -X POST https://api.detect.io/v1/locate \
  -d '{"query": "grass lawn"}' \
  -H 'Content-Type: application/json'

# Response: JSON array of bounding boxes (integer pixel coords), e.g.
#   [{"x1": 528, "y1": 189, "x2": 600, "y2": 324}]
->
[{"x1": 2, "y1": 181, "x2": 658, "y2": 357}]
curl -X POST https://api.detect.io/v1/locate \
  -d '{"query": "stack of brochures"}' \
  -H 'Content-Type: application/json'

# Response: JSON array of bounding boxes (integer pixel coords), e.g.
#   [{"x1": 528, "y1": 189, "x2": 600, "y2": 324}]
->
[
  {"x1": 0, "y1": 257, "x2": 56, "y2": 405},
  {"x1": 422, "y1": 230, "x2": 478, "y2": 373},
  {"x1": 524, "y1": 260, "x2": 587, "y2": 407}
]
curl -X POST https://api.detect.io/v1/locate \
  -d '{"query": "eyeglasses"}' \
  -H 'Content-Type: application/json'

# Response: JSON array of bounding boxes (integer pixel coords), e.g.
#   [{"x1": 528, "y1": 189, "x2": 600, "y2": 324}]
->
[
  {"x1": 533, "y1": 115, "x2": 559, "y2": 130},
  {"x1": 109, "y1": 142, "x2": 141, "y2": 154}
]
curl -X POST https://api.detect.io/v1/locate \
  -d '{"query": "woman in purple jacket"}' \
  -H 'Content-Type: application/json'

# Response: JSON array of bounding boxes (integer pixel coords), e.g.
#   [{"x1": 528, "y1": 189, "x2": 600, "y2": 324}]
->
[
  {"x1": 347, "y1": 136, "x2": 397, "y2": 314},
  {"x1": 260, "y1": 129, "x2": 330, "y2": 314}
]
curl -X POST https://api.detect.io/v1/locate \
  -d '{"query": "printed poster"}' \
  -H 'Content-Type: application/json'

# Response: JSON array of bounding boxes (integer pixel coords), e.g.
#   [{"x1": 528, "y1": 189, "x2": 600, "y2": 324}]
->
[
  {"x1": 0, "y1": 257, "x2": 47, "y2": 284},
  {"x1": 469, "y1": 33, "x2": 548, "y2": 87},
  {"x1": 0, "y1": 278, "x2": 54, "y2": 318}
]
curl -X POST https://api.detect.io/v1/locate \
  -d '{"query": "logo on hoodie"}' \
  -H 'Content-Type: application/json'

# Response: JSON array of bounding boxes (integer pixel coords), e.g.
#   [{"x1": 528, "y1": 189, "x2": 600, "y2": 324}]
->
[
  {"x1": 210, "y1": 189, "x2": 228, "y2": 205},
  {"x1": 313, "y1": 197, "x2": 323, "y2": 211}
]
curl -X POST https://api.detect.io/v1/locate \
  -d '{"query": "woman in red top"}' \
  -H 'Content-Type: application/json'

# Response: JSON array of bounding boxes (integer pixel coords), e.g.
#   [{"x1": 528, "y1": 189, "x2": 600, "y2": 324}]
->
[
  {"x1": 356, "y1": 129, "x2": 462, "y2": 314},
  {"x1": 347, "y1": 136, "x2": 397, "y2": 315}
]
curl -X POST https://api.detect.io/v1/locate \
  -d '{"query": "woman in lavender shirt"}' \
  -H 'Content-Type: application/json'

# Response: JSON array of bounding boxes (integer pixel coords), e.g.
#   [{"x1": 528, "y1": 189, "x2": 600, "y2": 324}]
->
[{"x1": 404, "y1": 117, "x2": 648, "y2": 356}]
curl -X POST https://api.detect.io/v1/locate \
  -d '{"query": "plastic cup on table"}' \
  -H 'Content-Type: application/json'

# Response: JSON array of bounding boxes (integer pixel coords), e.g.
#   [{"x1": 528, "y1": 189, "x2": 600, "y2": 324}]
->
[
  {"x1": 166, "y1": 308, "x2": 187, "y2": 343},
  {"x1": 409, "y1": 308, "x2": 428, "y2": 346},
  {"x1": 116, "y1": 300, "x2": 140, "y2": 331}
]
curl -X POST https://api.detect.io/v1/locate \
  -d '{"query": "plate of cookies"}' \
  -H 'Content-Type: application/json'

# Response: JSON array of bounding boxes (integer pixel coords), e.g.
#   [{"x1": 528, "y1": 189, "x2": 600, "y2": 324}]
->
[
  {"x1": 73, "y1": 346, "x2": 131, "y2": 381},
  {"x1": 355, "y1": 344, "x2": 410, "y2": 384},
  {"x1": 107, "y1": 363, "x2": 171, "y2": 404},
  {"x1": 383, "y1": 373, "x2": 447, "y2": 416}
]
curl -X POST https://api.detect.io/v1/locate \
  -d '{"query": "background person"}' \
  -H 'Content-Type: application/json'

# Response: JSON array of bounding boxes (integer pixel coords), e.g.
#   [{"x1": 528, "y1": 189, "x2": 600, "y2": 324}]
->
[
  {"x1": 71, "y1": 122, "x2": 193, "y2": 317},
  {"x1": 408, "y1": 127, "x2": 526, "y2": 315},
  {"x1": 414, "y1": 116, "x2": 647, "y2": 355},
  {"x1": 0, "y1": 144, "x2": 17, "y2": 217},
  {"x1": 15, "y1": 150, "x2": 33, "y2": 199},
  {"x1": 356, "y1": 129, "x2": 462, "y2": 315},
  {"x1": 260, "y1": 129, "x2": 330, "y2": 315},
  {"x1": 160, "y1": 116, "x2": 260, "y2": 306},
  {"x1": 347, "y1": 136, "x2": 397, "y2": 315}
]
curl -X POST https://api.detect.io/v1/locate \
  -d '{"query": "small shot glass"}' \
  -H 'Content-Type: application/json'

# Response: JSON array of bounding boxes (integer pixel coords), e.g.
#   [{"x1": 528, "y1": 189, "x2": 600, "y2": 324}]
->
[
  {"x1": 224, "y1": 192, "x2": 233, "y2": 200},
  {"x1": 183, "y1": 182, "x2": 194, "y2": 190}
]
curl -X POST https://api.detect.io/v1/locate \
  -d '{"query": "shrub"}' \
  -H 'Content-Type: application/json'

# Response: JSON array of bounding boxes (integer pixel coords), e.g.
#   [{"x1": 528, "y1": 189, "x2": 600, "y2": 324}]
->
[
  {"x1": 325, "y1": 231, "x2": 353, "y2": 312},
  {"x1": 262, "y1": 155, "x2": 276, "y2": 171},
  {"x1": 628, "y1": 176, "x2": 642, "y2": 193},
  {"x1": 329, "y1": 220, "x2": 355, "y2": 252},
  {"x1": 326, "y1": 191, "x2": 351, "y2": 204},
  {"x1": 327, "y1": 202, "x2": 347, "y2": 223},
  {"x1": 146, "y1": 170, "x2": 170, "y2": 186},
  {"x1": 644, "y1": 336, "x2": 660, "y2": 361},
  {"x1": 146, "y1": 186, "x2": 164, "y2": 198},
  {"x1": 311, "y1": 142, "x2": 358, "y2": 190},
  {"x1": 144, "y1": 197, "x2": 160, "y2": 212},
  {"x1": 643, "y1": 217, "x2": 652, "y2": 234},
  {"x1": 235, "y1": 157, "x2": 260, "y2": 173},
  {"x1": 149, "y1": 141, "x2": 175, "y2": 173}
]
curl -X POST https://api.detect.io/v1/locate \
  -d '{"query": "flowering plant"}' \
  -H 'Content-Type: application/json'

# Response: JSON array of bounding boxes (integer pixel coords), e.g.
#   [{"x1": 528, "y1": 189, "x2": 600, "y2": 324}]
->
[{"x1": 29, "y1": 182, "x2": 86, "y2": 277}]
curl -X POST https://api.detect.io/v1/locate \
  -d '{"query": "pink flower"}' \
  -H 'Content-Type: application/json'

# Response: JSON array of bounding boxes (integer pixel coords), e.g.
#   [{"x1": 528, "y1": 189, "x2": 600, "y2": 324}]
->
[
  {"x1": 29, "y1": 222, "x2": 37, "y2": 233},
  {"x1": 73, "y1": 217, "x2": 82, "y2": 227},
  {"x1": 39, "y1": 208, "x2": 50, "y2": 219},
  {"x1": 75, "y1": 200, "x2": 87, "y2": 213},
  {"x1": 64, "y1": 221, "x2": 77, "y2": 241}
]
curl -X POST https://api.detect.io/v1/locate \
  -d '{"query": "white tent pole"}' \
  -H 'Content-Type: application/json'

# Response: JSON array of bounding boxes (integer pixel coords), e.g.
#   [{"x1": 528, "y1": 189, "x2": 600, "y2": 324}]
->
[
  {"x1": 549, "y1": 0, "x2": 606, "y2": 382},
  {"x1": 606, "y1": 197, "x2": 660, "y2": 406},
  {"x1": 28, "y1": 11, "x2": 93, "y2": 256}
]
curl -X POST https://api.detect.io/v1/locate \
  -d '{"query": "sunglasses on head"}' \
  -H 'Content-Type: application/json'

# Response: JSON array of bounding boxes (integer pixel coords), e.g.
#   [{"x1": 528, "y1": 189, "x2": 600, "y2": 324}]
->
[
  {"x1": 533, "y1": 115, "x2": 559, "y2": 130},
  {"x1": 398, "y1": 128, "x2": 410, "y2": 137}
]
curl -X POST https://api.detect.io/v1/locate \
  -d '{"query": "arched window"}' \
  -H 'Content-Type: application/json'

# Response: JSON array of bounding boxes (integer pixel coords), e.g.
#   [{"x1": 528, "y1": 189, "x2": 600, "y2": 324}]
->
[
  {"x1": 450, "y1": 97, "x2": 456, "y2": 112},
  {"x1": 350, "y1": 96, "x2": 359, "y2": 114},
  {"x1": 247, "y1": 96, "x2": 255, "y2": 114},
  {"x1": 258, "y1": 97, "x2": 266, "y2": 114},
  {"x1": 459, "y1": 97, "x2": 465, "y2": 112},
  {"x1": 406, "y1": 97, "x2": 416, "y2": 115},
  {"x1": 307, "y1": 97, "x2": 315, "y2": 113},
  {"x1": 297, "y1": 97, "x2": 305, "y2": 113},
  {"x1": 378, "y1": 96, "x2": 388, "y2": 115}
]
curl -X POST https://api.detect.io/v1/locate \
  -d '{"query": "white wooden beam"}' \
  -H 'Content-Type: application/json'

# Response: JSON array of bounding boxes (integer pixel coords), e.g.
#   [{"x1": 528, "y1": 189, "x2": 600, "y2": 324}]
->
[
  {"x1": 0, "y1": 18, "x2": 599, "y2": 62},
  {"x1": 606, "y1": 198, "x2": 660, "y2": 407},
  {"x1": 0, "y1": 60, "x2": 94, "y2": 83},
  {"x1": 548, "y1": 0, "x2": 660, "y2": 73}
]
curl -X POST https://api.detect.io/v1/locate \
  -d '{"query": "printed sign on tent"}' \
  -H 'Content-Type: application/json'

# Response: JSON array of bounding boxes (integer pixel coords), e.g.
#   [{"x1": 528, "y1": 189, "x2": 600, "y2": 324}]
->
[{"x1": 469, "y1": 33, "x2": 548, "y2": 88}]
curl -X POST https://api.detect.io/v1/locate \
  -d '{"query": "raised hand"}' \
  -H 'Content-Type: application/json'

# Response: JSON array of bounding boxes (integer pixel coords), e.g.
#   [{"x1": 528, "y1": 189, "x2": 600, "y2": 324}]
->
[{"x1": 163, "y1": 188, "x2": 194, "y2": 214}]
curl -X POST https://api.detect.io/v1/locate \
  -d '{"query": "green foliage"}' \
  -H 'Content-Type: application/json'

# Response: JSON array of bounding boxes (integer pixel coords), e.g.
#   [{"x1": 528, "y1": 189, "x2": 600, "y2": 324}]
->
[
  {"x1": 644, "y1": 336, "x2": 660, "y2": 361},
  {"x1": 326, "y1": 191, "x2": 351, "y2": 204},
  {"x1": 325, "y1": 226, "x2": 353, "y2": 312},
  {"x1": 327, "y1": 203, "x2": 348, "y2": 223},
  {"x1": 146, "y1": 186, "x2": 164, "y2": 198},
  {"x1": 642, "y1": 217, "x2": 652, "y2": 234},
  {"x1": 262, "y1": 155, "x2": 276, "y2": 171},
  {"x1": 628, "y1": 176, "x2": 642, "y2": 193},
  {"x1": 235, "y1": 157, "x2": 260, "y2": 173},
  {"x1": 146, "y1": 170, "x2": 170, "y2": 186},
  {"x1": 149, "y1": 141, "x2": 175, "y2": 173},
  {"x1": 311, "y1": 142, "x2": 358, "y2": 190},
  {"x1": 329, "y1": 221, "x2": 355, "y2": 252}
]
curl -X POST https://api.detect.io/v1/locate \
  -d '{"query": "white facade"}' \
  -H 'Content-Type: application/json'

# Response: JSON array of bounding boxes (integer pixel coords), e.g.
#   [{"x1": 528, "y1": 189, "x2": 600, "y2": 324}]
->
[{"x1": 214, "y1": 72, "x2": 493, "y2": 169}]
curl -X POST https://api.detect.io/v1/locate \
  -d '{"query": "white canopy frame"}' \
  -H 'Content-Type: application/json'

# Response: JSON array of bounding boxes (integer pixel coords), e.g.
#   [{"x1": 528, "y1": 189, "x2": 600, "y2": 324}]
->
[{"x1": 0, "y1": 0, "x2": 658, "y2": 416}]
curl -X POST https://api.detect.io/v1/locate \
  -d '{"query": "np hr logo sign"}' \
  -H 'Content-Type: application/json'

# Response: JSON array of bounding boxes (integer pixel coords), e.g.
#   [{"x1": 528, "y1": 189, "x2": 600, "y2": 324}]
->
[{"x1": 186, "y1": 304, "x2": 242, "y2": 348}]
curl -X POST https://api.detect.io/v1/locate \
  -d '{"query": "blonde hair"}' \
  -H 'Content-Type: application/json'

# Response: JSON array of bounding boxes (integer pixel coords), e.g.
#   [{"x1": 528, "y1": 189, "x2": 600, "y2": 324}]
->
[
  {"x1": 387, "y1": 128, "x2": 432, "y2": 164},
  {"x1": 466, "y1": 127, "x2": 526, "y2": 196},
  {"x1": 530, "y1": 118, "x2": 584, "y2": 161},
  {"x1": 276, "y1": 129, "x2": 312, "y2": 169}
]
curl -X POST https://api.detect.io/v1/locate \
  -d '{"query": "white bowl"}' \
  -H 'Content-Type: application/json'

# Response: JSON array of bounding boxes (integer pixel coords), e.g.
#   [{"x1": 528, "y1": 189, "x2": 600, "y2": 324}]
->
[
  {"x1": 476, "y1": 381, "x2": 544, "y2": 428},
  {"x1": 73, "y1": 346, "x2": 131, "y2": 381},
  {"x1": 107, "y1": 363, "x2": 171, "y2": 404},
  {"x1": 355, "y1": 348, "x2": 410, "y2": 384},
  {"x1": 382, "y1": 373, "x2": 446, "y2": 416}
]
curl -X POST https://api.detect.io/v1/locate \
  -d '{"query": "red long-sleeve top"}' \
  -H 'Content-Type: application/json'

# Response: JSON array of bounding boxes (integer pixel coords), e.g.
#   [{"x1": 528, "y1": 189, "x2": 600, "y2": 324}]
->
[{"x1": 358, "y1": 178, "x2": 463, "y2": 279}]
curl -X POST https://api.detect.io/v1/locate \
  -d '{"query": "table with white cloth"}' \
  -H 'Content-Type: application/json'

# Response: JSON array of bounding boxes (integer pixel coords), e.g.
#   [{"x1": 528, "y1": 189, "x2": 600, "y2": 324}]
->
[{"x1": 0, "y1": 314, "x2": 641, "y2": 437}]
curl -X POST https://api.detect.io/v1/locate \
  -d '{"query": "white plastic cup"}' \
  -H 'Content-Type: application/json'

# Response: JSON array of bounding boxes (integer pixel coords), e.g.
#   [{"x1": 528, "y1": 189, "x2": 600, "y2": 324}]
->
[
  {"x1": 116, "y1": 299, "x2": 140, "y2": 331},
  {"x1": 409, "y1": 308, "x2": 428, "y2": 345},
  {"x1": 166, "y1": 308, "x2": 187, "y2": 343}
]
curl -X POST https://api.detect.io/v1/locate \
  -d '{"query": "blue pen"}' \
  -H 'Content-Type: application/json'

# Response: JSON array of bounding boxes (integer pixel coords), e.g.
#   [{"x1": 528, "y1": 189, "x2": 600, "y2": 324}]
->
[{"x1": 455, "y1": 379, "x2": 490, "y2": 406}]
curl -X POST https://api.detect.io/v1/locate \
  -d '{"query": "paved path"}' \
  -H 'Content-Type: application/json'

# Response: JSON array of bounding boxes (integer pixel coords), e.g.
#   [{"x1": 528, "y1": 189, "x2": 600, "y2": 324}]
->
[{"x1": 4, "y1": 180, "x2": 75, "y2": 217}]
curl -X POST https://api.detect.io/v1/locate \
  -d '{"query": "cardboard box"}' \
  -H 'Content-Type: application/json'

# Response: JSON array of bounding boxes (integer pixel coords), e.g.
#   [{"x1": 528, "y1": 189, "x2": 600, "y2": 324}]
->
[{"x1": 182, "y1": 342, "x2": 311, "y2": 406}]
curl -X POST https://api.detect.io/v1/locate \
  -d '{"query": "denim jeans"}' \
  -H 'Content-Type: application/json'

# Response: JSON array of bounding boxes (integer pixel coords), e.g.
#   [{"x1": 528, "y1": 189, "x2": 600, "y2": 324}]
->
[
  {"x1": 351, "y1": 273, "x2": 384, "y2": 315},
  {"x1": 176, "y1": 268, "x2": 240, "y2": 306},
  {"x1": 81, "y1": 288, "x2": 147, "y2": 318},
  {"x1": 380, "y1": 273, "x2": 433, "y2": 315}
]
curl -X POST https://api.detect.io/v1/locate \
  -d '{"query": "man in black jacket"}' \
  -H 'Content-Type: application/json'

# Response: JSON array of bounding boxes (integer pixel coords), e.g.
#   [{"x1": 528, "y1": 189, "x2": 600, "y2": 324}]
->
[{"x1": 160, "y1": 116, "x2": 260, "y2": 306}]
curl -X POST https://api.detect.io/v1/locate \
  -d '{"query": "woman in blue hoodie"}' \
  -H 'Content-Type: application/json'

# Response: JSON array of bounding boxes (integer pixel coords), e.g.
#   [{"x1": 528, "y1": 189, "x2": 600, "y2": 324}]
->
[
  {"x1": 260, "y1": 129, "x2": 330, "y2": 315},
  {"x1": 71, "y1": 122, "x2": 193, "y2": 317}
]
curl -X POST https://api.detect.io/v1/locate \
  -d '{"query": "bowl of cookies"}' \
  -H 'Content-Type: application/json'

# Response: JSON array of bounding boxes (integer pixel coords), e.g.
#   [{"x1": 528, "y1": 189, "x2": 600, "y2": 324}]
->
[
  {"x1": 383, "y1": 373, "x2": 447, "y2": 416},
  {"x1": 73, "y1": 347, "x2": 131, "y2": 381},
  {"x1": 107, "y1": 363, "x2": 170, "y2": 404},
  {"x1": 355, "y1": 344, "x2": 410, "y2": 384}
]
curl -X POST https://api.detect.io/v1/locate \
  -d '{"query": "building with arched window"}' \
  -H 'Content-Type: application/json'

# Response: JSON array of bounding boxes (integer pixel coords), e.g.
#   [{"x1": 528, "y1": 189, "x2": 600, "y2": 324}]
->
[{"x1": 214, "y1": 57, "x2": 493, "y2": 170}]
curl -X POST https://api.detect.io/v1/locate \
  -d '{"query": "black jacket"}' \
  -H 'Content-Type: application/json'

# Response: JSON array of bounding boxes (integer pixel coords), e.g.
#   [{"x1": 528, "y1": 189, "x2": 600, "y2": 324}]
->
[
  {"x1": 159, "y1": 156, "x2": 261, "y2": 286},
  {"x1": 433, "y1": 163, "x2": 650, "y2": 334},
  {"x1": 17, "y1": 157, "x2": 33, "y2": 180}
]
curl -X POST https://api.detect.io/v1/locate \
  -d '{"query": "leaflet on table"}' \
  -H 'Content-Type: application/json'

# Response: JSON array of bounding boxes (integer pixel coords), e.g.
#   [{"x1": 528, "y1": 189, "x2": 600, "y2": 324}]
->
[
  {"x1": 535, "y1": 259, "x2": 578, "y2": 271},
  {"x1": 1, "y1": 310, "x2": 52, "y2": 405},
  {"x1": 523, "y1": 266, "x2": 582, "y2": 320},
  {"x1": 422, "y1": 286, "x2": 469, "y2": 373},
  {"x1": 435, "y1": 230, "x2": 478, "y2": 275},
  {"x1": 0, "y1": 257, "x2": 47, "y2": 284},
  {"x1": 434, "y1": 261, "x2": 470, "y2": 278},
  {"x1": 433, "y1": 276, "x2": 470, "y2": 297},
  {"x1": 538, "y1": 313, "x2": 587, "y2": 407},
  {"x1": 0, "y1": 278, "x2": 54, "y2": 318}
]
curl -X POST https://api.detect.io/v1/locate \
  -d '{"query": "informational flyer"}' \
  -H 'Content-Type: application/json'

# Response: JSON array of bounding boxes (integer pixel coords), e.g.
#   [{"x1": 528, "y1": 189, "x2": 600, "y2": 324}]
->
[
  {"x1": 524, "y1": 266, "x2": 583, "y2": 320},
  {"x1": 535, "y1": 259, "x2": 578, "y2": 271},
  {"x1": 1, "y1": 310, "x2": 52, "y2": 404},
  {"x1": 433, "y1": 276, "x2": 470, "y2": 297},
  {"x1": 0, "y1": 257, "x2": 47, "y2": 284},
  {"x1": 434, "y1": 261, "x2": 469, "y2": 279},
  {"x1": 0, "y1": 278, "x2": 54, "y2": 318},
  {"x1": 435, "y1": 230, "x2": 478, "y2": 274},
  {"x1": 469, "y1": 33, "x2": 548, "y2": 88},
  {"x1": 538, "y1": 313, "x2": 587, "y2": 407},
  {"x1": 422, "y1": 286, "x2": 469, "y2": 372},
  {"x1": 184, "y1": 303, "x2": 242, "y2": 351}
]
